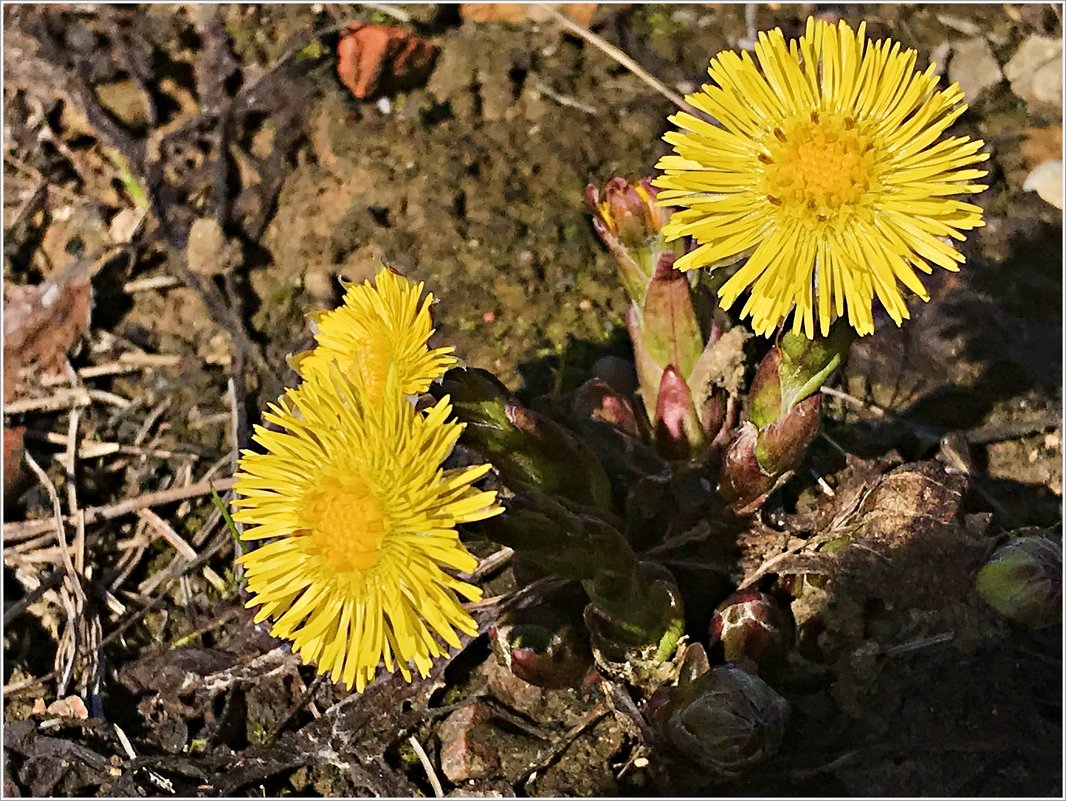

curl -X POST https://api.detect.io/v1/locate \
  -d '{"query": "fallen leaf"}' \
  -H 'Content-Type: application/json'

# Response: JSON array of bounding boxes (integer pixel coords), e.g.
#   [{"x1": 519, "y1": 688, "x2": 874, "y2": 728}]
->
[
  {"x1": 32, "y1": 695, "x2": 90, "y2": 720},
  {"x1": 336, "y1": 22, "x2": 438, "y2": 100},
  {"x1": 459, "y1": 4, "x2": 598, "y2": 25},
  {"x1": 3, "y1": 425, "x2": 26, "y2": 500},
  {"x1": 3, "y1": 279, "x2": 92, "y2": 403}
]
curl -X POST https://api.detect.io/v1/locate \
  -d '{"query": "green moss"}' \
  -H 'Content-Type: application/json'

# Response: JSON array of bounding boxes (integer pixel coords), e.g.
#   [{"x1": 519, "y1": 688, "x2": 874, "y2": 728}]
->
[
  {"x1": 271, "y1": 285, "x2": 294, "y2": 306},
  {"x1": 438, "y1": 683, "x2": 467, "y2": 706},
  {"x1": 631, "y1": 5, "x2": 689, "y2": 40},
  {"x1": 251, "y1": 722, "x2": 267, "y2": 743},
  {"x1": 396, "y1": 738, "x2": 421, "y2": 765}
]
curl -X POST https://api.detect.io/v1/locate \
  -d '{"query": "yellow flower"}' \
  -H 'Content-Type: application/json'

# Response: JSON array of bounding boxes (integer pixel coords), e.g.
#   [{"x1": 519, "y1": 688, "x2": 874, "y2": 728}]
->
[
  {"x1": 233, "y1": 366, "x2": 501, "y2": 691},
  {"x1": 294, "y1": 266, "x2": 458, "y2": 401},
  {"x1": 654, "y1": 17, "x2": 989, "y2": 337}
]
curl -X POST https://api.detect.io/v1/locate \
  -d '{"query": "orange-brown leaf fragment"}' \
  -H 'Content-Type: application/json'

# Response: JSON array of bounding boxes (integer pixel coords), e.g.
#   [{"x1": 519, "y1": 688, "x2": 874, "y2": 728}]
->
[
  {"x1": 3, "y1": 425, "x2": 26, "y2": 501},
  {"x1": 459, "y1": 4, "x2": 598, "y2": 25},
  {"x1": 1020, "y1": 125, "x2": 1063, "y2": 169},
  {"x1": 3, "y1": 280, "x2": 92, "y2": 403},
  {"x1": 336, "y1": 22, "x2": 438, "y2": 100}
]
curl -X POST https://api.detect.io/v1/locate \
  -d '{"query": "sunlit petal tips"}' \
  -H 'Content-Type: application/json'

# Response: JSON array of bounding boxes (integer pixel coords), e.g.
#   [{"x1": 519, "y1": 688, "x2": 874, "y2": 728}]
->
[
  {"x1": 233, "y1": 367, "x2": 502, "y2": 692},
  {"x1": 294, "y1": 266, "x2": 459, "y2": 400},
  {"x1": 653, "y1": 17, "x2": 989, "y2": 338}
]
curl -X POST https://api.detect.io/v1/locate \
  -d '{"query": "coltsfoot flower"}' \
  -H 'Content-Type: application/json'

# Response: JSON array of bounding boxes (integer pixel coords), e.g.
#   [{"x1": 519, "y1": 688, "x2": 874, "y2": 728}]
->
[
  {"x1": 293, "y1": 266, "x2": 458, "y2": 401},
  {"x1": 654, "y1": 17, "x2": 989, "y2": 337},
  {"x1": 233, "y1": 366, "x2": 501, "y2": 691}
]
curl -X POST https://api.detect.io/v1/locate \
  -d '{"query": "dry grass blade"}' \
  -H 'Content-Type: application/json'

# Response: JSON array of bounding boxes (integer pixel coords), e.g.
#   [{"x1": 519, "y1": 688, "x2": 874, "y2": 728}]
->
[
  {"x1": 537, "y1": 4, "x2": 701, "y2": 117},
  {"x1": 136, "y1": 507, "x2": 199, "y2": 561},
  {"x1": 4, "y1": 476, "x2": 237, "y2": 540},
  {"x1": 136, "y1": 507, "x2": 228, "y2": 594},
  {"x1": 21, "y1": 452, "x2": 84, "y2": 607},
  {"x1": 9, "y1": 386, "x2": 132, "y2": 412},
  {"x1": 408, "y1": 734, "x2": 444, "y2": 798},
  {"x1": 19, "y1": 450, "x2": 94, "y2": 696},
  {"x1": 3, "y1": 518, "x2": 235, "y2": 697}
]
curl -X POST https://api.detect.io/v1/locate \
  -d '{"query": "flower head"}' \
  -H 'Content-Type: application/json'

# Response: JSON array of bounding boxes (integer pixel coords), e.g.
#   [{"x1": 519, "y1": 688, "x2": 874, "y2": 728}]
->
[
  {"x1": 233, "y1": 366, "x2": 501, "y2": 691},
  {"x1": 654, "y1": 17, "x2": 989, "y2": 337},
  {"x1": 294, "y1": 266, "x2": 458, "y2": 401},
  {"x1": 585, "y1": 177, "x2": 687, "y2": 305}
]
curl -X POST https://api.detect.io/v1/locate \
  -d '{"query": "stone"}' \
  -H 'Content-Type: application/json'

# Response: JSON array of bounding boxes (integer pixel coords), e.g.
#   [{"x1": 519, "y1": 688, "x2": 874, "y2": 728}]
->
[
  {"x1": 1022, "y1": 159, "x2": 1064, "y2": 210},
  {"x1": 1004, "y1": 36, "x2": 1063, "y2": 111},
  {"x1": 187, "y1": 217, "x2": 240, "y2": 278},
  {"x1": 95, "y1": 80, "x2": 150, "y2": 129},
  {"x1": 437, "y1": 702, "x2": 500, "y2": 783},
  {"x1": 948, "y1": 38, "x2": 1002, "y2": 102}
]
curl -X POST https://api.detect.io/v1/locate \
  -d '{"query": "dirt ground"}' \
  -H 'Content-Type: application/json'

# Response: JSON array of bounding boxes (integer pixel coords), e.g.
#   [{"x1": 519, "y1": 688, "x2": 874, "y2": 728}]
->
[{"x1": 2, "y1": 3, "x2": 1062, "y2": 797}]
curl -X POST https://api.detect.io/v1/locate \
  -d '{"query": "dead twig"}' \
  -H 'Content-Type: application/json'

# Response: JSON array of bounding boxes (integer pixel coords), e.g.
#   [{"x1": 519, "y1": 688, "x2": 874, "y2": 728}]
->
[
  {"x1": 23, "y1": 430, "x2": 201, "y2": 461},
  {"x1": 538, "y1": 4, "x2": 700, "y2": 116},
  {"x1": 2, "y1": 569, "x2": 66, "y2": 625},
  {"x1": 462, "y1": 546, "x2": 514, "y2": 583},
  {"x1": 4, "y1": 476, "x2": 236, "y2": 540},
  {"x1": 408, "y1": 734, "x2": 444, "y2": 798},
  {"x1": 21, "y1": 453, "x2": 84, "y2": 608},
  {"x1": 136, "y1": 506, "x2": 228, "y2": 596},
  {"x1": 21, "y1": 450, "x2": 86, "y2": 696},
  {"x1": 4, "y1": 388, "x2": 130, "y2": 415},
  {"x1": 964, "y1": 414, "x2": 1061, "y2": 446},
  {"x1": 884, "y1": 631, "x2": 955, "y2": 657},
  {"x1": 531, "y1": 78, "x2": 598, "y2": 114},
  {"x1": 3, "y1": 519, "x2": 235, "y2": 697},
  {"x1": 39, "y1": 352, "x2": 185, "y2": 386},
  {"x1": 122, "y1": 275, "x2": 182, "y2": 293},
  {"x1": 821, "y1": 386, "x2": 887, "y2": 417},
  {"x1": 136, "y1": 508, "x2": 199, "y2": 562}
]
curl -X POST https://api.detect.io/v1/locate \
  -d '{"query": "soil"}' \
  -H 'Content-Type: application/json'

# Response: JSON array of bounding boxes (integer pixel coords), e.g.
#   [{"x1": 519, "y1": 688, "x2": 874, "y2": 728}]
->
[{"x1": 3, "y1": 4, "x2": 1062, "y2": 798}]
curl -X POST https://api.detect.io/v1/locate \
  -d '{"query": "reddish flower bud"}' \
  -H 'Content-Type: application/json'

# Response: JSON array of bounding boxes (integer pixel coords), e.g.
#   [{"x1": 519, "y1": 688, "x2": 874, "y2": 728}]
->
[
  {"x1": 585, "y1": 177, "x2": 686, "y2": 306},
  {"x1": 709, "y1": 591, "x2": 791, "y2": 669},
  {"x1": 570, "y1": 378, "x2": 640, "y2": 437},
  {"x1": 654, "y1": 365, "x2": 705, "y2": 460}
]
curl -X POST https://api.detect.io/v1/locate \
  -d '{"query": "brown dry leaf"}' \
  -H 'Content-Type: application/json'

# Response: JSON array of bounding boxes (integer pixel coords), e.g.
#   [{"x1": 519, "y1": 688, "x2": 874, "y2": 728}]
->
[
  {"x1": 336, "y1": 22, "x2": 438, "y2": 100},
  {"x1": 3, "y1": 280, "x2": 92, "y2": 403},
  {"x1": 459, "y1": 4, "x2": 598, "y2": 25},
  {"x1": 4, "y1": 425, "x2": 27, "y2": 499},
  {"x1": 32, "y1": 695, "x2": 90, "y2": 720},
  {"x1": 1020, "y1": 125, "x2": 1063, "y2": 169}
]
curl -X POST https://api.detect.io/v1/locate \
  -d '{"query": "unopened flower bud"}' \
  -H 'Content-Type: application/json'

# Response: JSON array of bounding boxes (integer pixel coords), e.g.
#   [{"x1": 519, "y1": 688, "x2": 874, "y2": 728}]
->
[
  {"x1": 570, "y1": 378, "x2": 640, "y2": 437},
  {"x1": 655, "y1": 664, "x2": 788, "y2": 776},
  {"x1": 709, "y1": 590, "x2": 791, "y2": 670},
  {"x1": 975, "y1": 534, "x2": 1062, "y2": 629},
  {"x1": 585, "y1": 178, "x2": 681, "y2": 305},
  {"x1": 654, "y1": 365, "x2": 705, "y2": 460},
  {"x1": 720, "y1": 322, "x2": 851, "y2": 512},
  {"x1": 489, "y1": 621, "x2": 593, "y2": 689}
]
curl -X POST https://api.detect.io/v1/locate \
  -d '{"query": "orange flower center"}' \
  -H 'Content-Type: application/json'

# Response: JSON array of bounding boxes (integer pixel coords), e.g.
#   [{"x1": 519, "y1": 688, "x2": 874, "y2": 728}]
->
[
  {"x1": 760, "y1": 111, "x2": 881, "y2": 227},
  {"x1": 298, "y1": 476, "x2": 387, "y2": 573}
]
